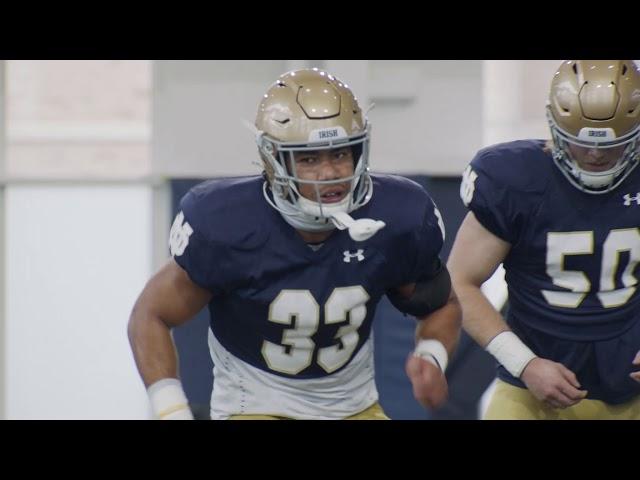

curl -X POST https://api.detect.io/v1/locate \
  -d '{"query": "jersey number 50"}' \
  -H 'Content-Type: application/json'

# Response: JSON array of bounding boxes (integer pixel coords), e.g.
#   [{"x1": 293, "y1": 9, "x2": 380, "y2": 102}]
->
[
  {"x1": 261, "y1": 287, "x2": 369, "y2": 375},
  {"x1": 543, "y1": 228, "x2": 640, "y2": 308}
]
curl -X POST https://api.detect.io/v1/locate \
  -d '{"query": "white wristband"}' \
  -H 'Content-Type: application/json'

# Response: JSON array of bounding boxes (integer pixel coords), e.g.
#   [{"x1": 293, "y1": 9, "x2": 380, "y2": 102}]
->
[
  {"x1": 147, "y1": 378, "x2": 194, "y2": 420},
  {"x1": 485, "y1": 331, "x2": 537, "y2": 378},
  {"x1": 413, "y1": 339, "x2": 448, "y2": 372}
]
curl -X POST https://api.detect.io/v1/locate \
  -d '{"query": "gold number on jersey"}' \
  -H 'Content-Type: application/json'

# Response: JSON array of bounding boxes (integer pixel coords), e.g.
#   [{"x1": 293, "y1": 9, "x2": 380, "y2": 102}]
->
[
  {"x1": 598, "y1": 229, "x2": 640, "y2": 307},
  {"x1": 542, "y1": 231, "x2": 593, "y2": 308},
  {"x1": 261, "y1": 287, "x2": 369, "y2": 375},
  {"x1": 460, "y1": 166, "x2": 478, "y2": 207},
  {"x1": 542, "y1": 228, "x2": 640, "y2": 308}
]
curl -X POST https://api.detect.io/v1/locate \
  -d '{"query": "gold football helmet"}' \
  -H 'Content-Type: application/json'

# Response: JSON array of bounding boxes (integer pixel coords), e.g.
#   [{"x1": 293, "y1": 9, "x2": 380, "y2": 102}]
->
[
  {"x1": 547, "y1": 60, "x2": 640, "y2": 193},
  {"x1": 254, "y1": 68, "x2": 373, "y2": 233}
]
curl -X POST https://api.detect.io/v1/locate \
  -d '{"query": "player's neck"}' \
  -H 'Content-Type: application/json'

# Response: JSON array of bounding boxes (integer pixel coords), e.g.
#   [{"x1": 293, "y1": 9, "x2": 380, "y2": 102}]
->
[{"x1": 296, "y1": 228, "x2": 335, "y2": 244}]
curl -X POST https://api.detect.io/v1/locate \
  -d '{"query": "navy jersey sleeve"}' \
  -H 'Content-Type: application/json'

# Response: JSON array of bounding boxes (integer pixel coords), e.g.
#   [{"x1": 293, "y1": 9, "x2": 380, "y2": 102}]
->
[
  {"x1": 409, "y1": 197, "x2": 445, "y2": 281},
  {"x1": 372, "y1": 175, "x2": 447, "y2": 288},
  {"x1": 461, "y1": 148, "x2": 531, "y2": 245},
  {"x1": 169, "y1": 191, "x2": 224, "y2": 295}
]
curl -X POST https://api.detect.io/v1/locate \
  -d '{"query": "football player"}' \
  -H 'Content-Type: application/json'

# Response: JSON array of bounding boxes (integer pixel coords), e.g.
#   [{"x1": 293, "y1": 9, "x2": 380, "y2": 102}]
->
[
  {"x1": 128, "y1": 68, "x2": 461, "y2": 419},
  {"x1": 448, "y1": 60, "x2": 640, "y2": 419}
]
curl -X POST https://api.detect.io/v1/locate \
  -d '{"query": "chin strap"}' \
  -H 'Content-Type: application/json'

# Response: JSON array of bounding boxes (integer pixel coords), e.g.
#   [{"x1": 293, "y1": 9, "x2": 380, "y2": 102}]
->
[{"x1": 330, "y1": 211, "x2": 386, "y2": 242}]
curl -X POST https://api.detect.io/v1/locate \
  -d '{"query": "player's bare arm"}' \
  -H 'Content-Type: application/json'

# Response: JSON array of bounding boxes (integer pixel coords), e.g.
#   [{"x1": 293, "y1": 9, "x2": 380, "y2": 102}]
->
[
  {"x1": 128, "y1": 259, "x2": 212, "y2": 419},
  {"x1": 631, "y1": 351, "x2": 640, "y2": 383},
  {"x1": 448, "y1": 212, "x2": 511, "y2": 345},
  {"x1": 404, "y1": 286, "x2": 461, "y2": 409},
  {"x1": 129, "y1": 259, "x2": 212, "y2": 385},
  {"x1": 448, "y1": 211, "x2": 587, "y2": 409},
  {"x1": 387, "y1": 251, "x2": 461, "y2": 410}
]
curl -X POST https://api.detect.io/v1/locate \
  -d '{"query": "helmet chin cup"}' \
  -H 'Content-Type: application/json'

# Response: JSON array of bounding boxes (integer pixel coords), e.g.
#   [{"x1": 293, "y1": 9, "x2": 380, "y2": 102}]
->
[
  {"x1": 297, "y1": 192, "x2": 352, "y2": 218},
  {"x1": 570, "y1": 160, "x2": 624, "y2": 189}
]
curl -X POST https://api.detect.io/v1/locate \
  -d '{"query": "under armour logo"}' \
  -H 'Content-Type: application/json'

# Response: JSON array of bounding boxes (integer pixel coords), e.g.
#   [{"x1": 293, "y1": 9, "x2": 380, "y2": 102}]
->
[
  {"x1": 623, "y1": 193, "x2": 640, "y2": 206},
  {"x1": 343, "y1": 249, "x2": 365, "y2": 263}
]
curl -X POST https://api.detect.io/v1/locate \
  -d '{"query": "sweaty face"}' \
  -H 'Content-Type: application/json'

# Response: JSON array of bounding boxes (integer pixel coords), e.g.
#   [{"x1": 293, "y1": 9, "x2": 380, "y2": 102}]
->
[
  {"x1": 566, "y1": 143, "x2": 627, "y2": 172},
  {"x1": 291, "y1": 147, "x2": 355, "y2": 203}
]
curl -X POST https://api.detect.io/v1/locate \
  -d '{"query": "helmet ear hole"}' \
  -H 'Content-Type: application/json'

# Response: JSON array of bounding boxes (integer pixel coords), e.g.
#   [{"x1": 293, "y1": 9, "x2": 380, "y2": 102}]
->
[{"x1": 259, "y1": 152, "x2": 275, "y2": 182}]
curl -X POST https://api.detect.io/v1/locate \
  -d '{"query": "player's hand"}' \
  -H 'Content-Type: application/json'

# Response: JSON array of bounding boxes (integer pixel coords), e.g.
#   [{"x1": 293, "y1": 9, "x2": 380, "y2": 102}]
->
[
  {"x1": 520, "y1": 357, "x2": 588, "y2": 409},
  {"x1": 630, "y1": 350, "x2": 640, "y2": 383},
  {"x1": 405, "y1": 353, "x2": 448, "y2": 409}
]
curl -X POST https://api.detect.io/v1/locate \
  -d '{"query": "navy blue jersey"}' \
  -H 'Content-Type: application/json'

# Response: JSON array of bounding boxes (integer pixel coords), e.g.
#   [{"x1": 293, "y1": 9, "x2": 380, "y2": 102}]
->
[
  {"x1": 171, "y1": 174, "x2": 445, "y2": 379},
  {"x1": 464, "y1": 140, "x2": 640, "y2": 341},
  {"x1": 463, "y1": 140, "x2": 640, "y2": 403}
]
